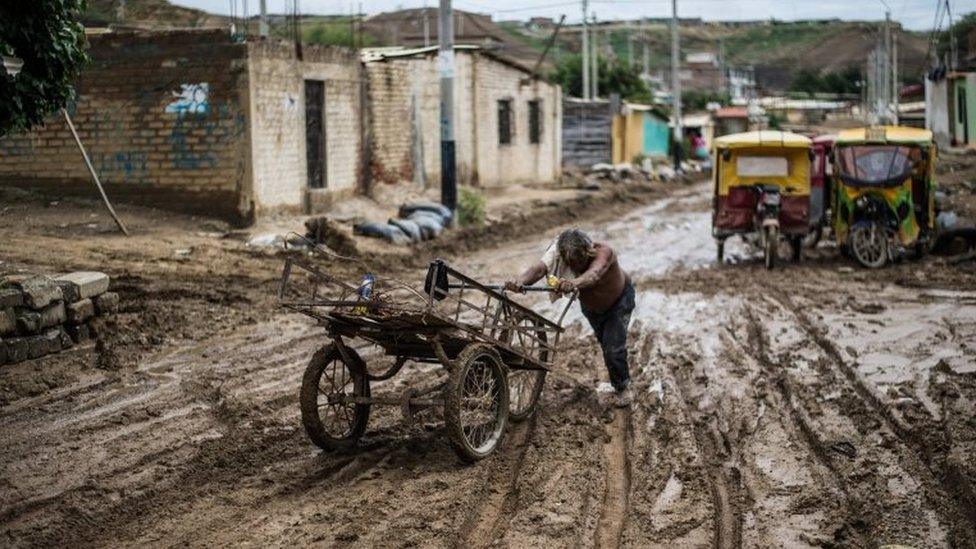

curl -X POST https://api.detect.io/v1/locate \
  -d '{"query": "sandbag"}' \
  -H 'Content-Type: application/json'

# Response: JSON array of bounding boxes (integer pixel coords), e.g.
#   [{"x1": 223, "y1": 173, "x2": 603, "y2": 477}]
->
[
  {"x1": 388, "y1": 218, "x2": 422, "y2": 242},
  {"x1": 408, "y1": 212, "x2": 444, "y2": 240},
  {"x1": 353, "y1": 221, "x2": 410, "y2": 245},
  {"x1": 399, "y1": 202, "x2": 453, "y2": 226}
]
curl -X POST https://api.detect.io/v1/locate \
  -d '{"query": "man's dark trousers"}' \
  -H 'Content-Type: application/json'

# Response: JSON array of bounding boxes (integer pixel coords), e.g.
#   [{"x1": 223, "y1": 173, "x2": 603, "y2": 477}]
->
[{"x1": 581, "y1": 281, "x2": 635, "y2": 391}]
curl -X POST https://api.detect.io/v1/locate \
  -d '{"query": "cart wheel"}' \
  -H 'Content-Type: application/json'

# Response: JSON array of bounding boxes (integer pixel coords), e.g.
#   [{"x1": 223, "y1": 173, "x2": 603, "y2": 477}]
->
[
  {"x1": 501, "y1": 319, "x2": 548, "y2": 423},
  {"x1": 444, "y1": 343, "x2": 509, "y2": 462},
  {"x1": 716, "y1": 239, "x2": 725, "y2": 264},
  {"x1": 300, "y1": 344, "x2": 370, "y2": 451}
]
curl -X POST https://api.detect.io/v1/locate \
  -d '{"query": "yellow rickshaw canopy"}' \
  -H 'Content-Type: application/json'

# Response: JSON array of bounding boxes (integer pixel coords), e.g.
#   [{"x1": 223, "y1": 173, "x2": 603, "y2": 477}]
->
[
  {"x1": 713, "y1": 130, "x2": 812, "y2": 150},
  {"x1": 835, "y1": 126, "x2": 933, "y2": 145}
]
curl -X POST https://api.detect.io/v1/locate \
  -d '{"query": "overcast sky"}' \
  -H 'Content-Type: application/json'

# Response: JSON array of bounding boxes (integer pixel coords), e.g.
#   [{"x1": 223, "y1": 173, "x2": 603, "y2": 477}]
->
[{"x1": 170, "y1": 0, "x2": 966, "y2": 31}]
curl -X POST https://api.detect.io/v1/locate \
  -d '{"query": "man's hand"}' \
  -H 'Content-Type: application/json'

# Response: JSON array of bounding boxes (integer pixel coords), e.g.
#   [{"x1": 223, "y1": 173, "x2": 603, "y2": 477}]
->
[
  {"x1": 557, "y1": 279, "x2": 577, "y2": 294},
  {"x1": 504, "y1": 280, "x2": 526, "y2": 293}
]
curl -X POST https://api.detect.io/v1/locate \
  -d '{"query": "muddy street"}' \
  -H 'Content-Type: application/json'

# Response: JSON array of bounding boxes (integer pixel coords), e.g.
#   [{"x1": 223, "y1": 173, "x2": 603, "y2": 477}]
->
[{"x1": 2, "y1": 181, "x2": 976, "y2": 548}]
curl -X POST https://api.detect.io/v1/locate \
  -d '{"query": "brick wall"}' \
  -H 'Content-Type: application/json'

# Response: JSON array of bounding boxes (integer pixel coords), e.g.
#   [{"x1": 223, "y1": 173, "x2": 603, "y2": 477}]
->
[
  {"x1": 247, "y1": 42, "x2": 363, "y2": 214},
  {"x1": 0, "y1": 30, "x2": 253, "y2": 224},
  {"x1": 469, "y1": 53, "x2": 561, "y2": 187},
  {"x1": 365, "y1": 49, "x2": 561, "y2": 190}
]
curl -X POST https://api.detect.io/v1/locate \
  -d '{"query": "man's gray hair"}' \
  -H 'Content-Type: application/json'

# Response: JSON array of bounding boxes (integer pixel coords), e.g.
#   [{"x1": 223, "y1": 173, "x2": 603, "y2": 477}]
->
[{"x1": 557, "y1": 229, "x2": 595, "y2": 266}]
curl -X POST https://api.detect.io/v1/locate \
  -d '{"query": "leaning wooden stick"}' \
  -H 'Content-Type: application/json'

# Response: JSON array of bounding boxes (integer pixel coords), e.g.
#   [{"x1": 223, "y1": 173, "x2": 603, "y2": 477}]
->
[{"x1": 61, "y1": 108, "x2": 129, "y2": 236}]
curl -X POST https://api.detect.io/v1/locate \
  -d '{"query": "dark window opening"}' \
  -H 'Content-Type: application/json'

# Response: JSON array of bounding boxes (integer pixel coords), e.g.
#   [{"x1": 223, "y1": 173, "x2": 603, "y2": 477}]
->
[
  {"x1": 498, "y1": 99, "x2": 513, "y2": 145},
  {"x1": 528, "y1": 100, "x2": 542, "y2": 144},
  {"x1": 304, "y1": 80, "x2": 326, "y2": 189}
]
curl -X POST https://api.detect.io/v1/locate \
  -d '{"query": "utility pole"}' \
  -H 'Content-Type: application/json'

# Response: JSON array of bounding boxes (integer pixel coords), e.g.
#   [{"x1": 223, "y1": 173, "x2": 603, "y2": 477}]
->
[
  {"x1": 671, "y1": 0, "x2": 683, "y2": 169},
  {"x1": 591, "y1": 12, "x2": 598, "y2": 99},
  {"x1": 892, "y1": 17, "x2": 899, "y2": 125},
  {"x1": 581, "y1": 0, "x2": 590, "y2": 100},
  {"x1": 424, "y1": 2, "x2": 430, "y2": 47},
  {"x1": 438, "y1": 0, "x2": 457, "y2": 210},
  {"x1": 259, "y1": 0, "x2": 268, "y2": 37}
]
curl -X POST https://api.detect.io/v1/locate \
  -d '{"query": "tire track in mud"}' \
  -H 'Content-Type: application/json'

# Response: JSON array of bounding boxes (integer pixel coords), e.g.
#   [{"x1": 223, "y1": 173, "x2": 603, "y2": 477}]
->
[
  {"x1": 593, "y1": 408, "x2": 632, "y2": 549},
  {"x1": 457, "y1": 414, "x2": 538, "y2": 549},
  {"x1": 739, "y1": 307, "x2": 871, "y2": 546},
  {"x1": 770, "y1": 290, "x2": 976, "y2": 541},
  {"x1": 665, "y1": 349, "x2": 744, "y2": 549}
]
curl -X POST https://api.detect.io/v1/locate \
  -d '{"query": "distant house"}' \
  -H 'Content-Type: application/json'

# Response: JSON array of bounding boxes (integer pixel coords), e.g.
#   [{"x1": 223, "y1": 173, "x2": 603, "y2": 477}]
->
[
  {"x1": 361, "y1": 9, "x2": 548, "y2": 72},
  {"x1": 925, "y1": 72, "x2": 976, "y2": 148},
  {"x1": 363, "y1": 45, "x2": 561, "y2": 188},
  {"x1": 612, "y1": 104, "x2": 670, "y2": 163},
  {"x1": 713, "y1": 106, "x2": 749, "y2": 136}
]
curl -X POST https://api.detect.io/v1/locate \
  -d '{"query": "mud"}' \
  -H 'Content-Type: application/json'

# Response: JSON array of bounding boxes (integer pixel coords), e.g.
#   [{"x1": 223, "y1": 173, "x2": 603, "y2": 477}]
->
[{"x1": 2, "y1": 175, "x2": 975, "y2": 548}]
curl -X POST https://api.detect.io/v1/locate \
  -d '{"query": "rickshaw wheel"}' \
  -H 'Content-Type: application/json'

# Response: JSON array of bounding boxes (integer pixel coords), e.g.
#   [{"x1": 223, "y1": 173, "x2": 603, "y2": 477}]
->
[
  {"x1": 500, "y1": 319, "x2": 548, "y2": 423},
  {"x1": 790, "y1": 235, "x2": 803, "y2": 263},
  {"x1": 802, "y1": 225, "x2": 823, "y2": 249},
  {"x1": 763, "y1": 227, "x2": 778, "y2": 270},
  {"x1": 716, "y1": 239, "x2": 725, "y2": 264},
  {"x1": 444, "y1": 343, "x2": 509, "y2": 462},
  {"x1": 850, "y1": 223, "x2": 888, "y2": 268},
  {"x1": 300, "y1": 344, "x2": 371, "y2": 451}
]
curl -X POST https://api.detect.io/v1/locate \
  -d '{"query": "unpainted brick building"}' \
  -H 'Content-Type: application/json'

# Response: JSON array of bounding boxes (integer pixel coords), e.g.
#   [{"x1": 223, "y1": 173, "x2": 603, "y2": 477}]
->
[
  {"x1": 0, "y1": 30, "x2": 364, "y2": 225},
  {"x1": 364, "y1": 46, "x2": 561, "y2": 189}
]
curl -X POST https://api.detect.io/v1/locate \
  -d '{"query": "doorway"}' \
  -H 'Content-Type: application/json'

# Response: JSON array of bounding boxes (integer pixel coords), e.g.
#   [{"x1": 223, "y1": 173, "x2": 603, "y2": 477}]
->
[{"x1": 305, "y1": 80, "x2": 326, "y2": 189}]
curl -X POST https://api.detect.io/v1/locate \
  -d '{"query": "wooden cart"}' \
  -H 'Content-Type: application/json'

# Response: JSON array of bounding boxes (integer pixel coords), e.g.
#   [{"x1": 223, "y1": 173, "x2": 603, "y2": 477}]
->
[{"x1": 278, "y1": 251, "x2": 575, "y2": 462}]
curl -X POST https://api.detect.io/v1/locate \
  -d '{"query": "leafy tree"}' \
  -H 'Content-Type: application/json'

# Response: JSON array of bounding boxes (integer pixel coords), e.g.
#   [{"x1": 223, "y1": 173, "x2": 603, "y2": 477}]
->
[
  {"x1": 681, "y1": 90, "x2": 729, "y2": 111},
  {"x1": 788, "y1": 65, "x2": 861, "y2": 95},
  {"x1": 936, "y1": 11, "x2": 976, "y2": 63},
  {"x1": 0, "y1": 1, "x2": 89, "y2": 136},
  {"x1": 550, "y1": 53, "x2": 651, "y2": 101}
]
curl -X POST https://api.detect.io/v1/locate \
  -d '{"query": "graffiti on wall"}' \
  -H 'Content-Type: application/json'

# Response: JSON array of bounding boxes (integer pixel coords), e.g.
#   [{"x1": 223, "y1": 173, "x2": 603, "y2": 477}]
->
[
  {"x1": 165, "y1": 83, "x2": 210, "y2": 114},
  {"x1": 97, "y1": 151, "x2": 150, "y2": 184}
]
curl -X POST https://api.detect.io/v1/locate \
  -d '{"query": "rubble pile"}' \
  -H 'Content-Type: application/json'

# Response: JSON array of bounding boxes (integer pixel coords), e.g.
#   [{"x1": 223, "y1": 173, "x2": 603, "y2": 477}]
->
[{"x1": 0, "y1": 272, "x2": 117, "y2": 365}]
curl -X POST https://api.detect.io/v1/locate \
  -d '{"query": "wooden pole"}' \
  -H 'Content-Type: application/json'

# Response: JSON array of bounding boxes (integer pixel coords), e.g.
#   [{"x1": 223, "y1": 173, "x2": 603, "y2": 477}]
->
[{"x1": 62, "y1": 108, "x2": 130, "y2": 236}]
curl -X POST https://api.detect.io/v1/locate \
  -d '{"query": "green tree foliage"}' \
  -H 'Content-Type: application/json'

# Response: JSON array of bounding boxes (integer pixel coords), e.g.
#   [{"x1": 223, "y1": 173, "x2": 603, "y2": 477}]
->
[
  {"x1": 300, "y1": 18, "x2": 376, "y2": 48},
  {"x1": 788, "y1": 66, "x2": 861, "y2": 95},
  {"x1": 681, "y1": 90, "x2": 730, "y2": 111},
  {"x1": 0, "y1": 1, "x2": 89, "y2": 136},
  {"x1": 551, "y1": 53, "x2": 651, "y2": 101},
  {"x1": 936, "y1": 11, "x2": 976, "y2": 63}
]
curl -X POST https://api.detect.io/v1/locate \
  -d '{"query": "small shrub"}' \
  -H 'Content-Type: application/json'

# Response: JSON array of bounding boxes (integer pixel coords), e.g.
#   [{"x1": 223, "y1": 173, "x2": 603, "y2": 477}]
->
[{"x1": 457, "y1": 186, "x2": 486, "y2": 227}]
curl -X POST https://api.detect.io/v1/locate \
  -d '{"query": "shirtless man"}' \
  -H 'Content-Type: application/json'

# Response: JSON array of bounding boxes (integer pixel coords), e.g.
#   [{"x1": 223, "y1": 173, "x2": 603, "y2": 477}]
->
[{"x1": 506, "y1": 229, "x2": 635, "y2": 407}]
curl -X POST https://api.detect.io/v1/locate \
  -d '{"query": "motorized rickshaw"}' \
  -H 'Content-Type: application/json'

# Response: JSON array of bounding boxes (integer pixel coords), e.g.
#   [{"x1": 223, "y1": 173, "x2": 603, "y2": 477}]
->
[
  {"x1": 830, "y1": 126, "x2": 937, "y2": 268},
  {"x1": 712, "y1": 130, "x2": 814, "y2": 269}
]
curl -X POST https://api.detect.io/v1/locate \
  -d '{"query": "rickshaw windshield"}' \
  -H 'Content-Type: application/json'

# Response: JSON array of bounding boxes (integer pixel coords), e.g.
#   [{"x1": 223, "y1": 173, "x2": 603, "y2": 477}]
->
[{"x1": 836, "y1": 145, "x2": 915, "y2": 188}]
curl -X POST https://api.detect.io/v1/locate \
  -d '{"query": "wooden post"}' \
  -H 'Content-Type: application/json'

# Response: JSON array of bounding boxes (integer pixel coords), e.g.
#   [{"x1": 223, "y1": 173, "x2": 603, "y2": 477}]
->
[{"x1": 62, "y1": 109, "x2": 130, "y2": 236}]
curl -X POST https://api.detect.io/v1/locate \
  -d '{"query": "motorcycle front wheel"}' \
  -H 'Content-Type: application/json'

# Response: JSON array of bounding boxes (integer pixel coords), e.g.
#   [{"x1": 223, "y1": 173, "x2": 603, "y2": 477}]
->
[{"x1": 850, "y1": 223, "x2": 888, "y2": 268}]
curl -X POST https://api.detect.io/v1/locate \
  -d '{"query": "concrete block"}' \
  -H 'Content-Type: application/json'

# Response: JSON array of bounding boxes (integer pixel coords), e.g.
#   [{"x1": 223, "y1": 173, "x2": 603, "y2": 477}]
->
[
  {"x1": 0, "y1": 287, "x2": 24, "y2": 308},
  {"x1": 93, "y1": 292, "x2": 119, "y2": 315},
  {"x1": 5, "y1": 337, "x2": 29, "y2": 363},
  {"x1": 53, "y1": 279, "x2": 81, "y2": 303},
  {"x1": 66, "y1": 323, "x2": 91, "y2": 344},
  {"x1": 0, "y1": 308, "x2": 16, "y2": 336},
  {"x1": 38, "y1": 302, "x2": 67, "y2": 329},
  {"x1": 54, "y1": 272, "x2": 110, "y2": 300},
  {"x1": 27, "y1": 329, "x2": 62, "y2": 359},
  {"x1": 67, "y1": 299, "x2": 95, "y2": 324},
  {"x1": 16, "y1": 311, "x2": 41, "y2": 335},
  {"x1": 16, "y1": 276, "x2": 63, "y2": 309},
  {"x1": 58, "y1": 328, "x2": 73, "y2": 350}
]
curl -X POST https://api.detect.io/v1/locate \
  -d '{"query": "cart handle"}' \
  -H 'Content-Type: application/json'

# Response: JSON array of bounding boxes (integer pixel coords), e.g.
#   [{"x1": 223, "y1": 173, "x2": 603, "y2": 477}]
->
[{"x1": 453, "y1": 283, "x2": 555, "y2": 293}]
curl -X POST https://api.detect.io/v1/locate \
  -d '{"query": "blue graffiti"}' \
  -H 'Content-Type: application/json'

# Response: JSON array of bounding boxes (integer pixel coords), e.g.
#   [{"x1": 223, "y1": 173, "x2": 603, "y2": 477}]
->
[
  {"x1": 165, "y1": 83, "x2": 210, "y2": 115},
  {"x1": 97, "y1": 151, "x2": 149, "y2": 181}
]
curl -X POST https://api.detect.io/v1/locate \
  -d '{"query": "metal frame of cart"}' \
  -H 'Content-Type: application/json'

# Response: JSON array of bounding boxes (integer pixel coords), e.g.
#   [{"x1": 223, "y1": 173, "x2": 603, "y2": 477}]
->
[{"x1": 278, "y1": 250, "x2": 575, "y2": 462}]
